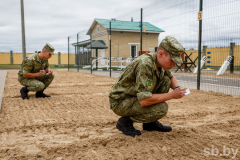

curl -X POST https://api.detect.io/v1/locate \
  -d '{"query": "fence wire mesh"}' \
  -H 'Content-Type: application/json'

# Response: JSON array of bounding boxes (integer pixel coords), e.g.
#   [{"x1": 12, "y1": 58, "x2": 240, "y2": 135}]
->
[
  {"x1": 67, "y1": 0, "x2": 240, "y2": 95},
  {"x1": 200, "y1": 0, "x2": 240, "y2": 95},
  {"x1": 68, "y1": 34, "x2": 78, "y2": 71}
]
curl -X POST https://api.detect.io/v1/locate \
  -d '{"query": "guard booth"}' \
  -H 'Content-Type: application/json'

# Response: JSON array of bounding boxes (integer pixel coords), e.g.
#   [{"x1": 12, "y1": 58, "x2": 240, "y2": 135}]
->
[
  {"x1": 71, "y1": 39, "x2": 92, "y2": 66},
  {"x1": 87, "y1": 40, "x2": 108, "y2": 69}
]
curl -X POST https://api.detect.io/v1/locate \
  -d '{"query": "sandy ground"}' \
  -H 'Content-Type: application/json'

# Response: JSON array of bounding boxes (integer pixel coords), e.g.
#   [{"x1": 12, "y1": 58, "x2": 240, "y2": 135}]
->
[{"x1": 0, "y1": 70, "x2": 240, "y2": 160}]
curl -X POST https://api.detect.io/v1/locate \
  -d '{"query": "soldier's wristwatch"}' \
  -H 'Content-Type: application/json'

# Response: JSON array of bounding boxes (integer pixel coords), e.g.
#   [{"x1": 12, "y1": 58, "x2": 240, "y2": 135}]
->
[{"x1": 174, "y1": 86, "x2": 180, "y2": 90}]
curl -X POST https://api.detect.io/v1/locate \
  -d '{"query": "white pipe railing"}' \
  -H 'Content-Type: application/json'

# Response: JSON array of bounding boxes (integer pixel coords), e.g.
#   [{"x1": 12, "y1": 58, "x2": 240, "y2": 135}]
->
[{"x1": 91, "y1": 57, "x2": 136, "y2": 70}]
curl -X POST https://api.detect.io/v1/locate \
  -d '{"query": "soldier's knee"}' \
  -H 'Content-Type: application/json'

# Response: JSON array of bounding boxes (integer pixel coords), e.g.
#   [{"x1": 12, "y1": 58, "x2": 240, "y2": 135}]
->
[
  {"x1": 154, "y1": 102, "x2": 168, "y2": 119},
  {"x1": 160, "y1": 102, "x2": 168, "y2": 116},
  {"x1": 35, "y1": 82, "x2": 45, "y2": 91},
  {"x1": 48, "y1": 74, "x2": 54, "y2": 80}
]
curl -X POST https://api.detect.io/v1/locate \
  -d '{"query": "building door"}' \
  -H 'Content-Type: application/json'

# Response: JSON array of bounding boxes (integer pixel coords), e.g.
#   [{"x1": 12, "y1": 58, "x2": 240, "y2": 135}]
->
[
  {"x1": 131, "y1": 45, "x2": 137, "y2": 58},
  {"x1": 100, "y1": 49, "x2": 105, "y2": 66}
]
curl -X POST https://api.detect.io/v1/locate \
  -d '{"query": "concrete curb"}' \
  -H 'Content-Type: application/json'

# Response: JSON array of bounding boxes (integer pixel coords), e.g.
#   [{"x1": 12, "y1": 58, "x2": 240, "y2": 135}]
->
[{"x1": 0, "y1": 70, "x2": 7, "y2": 112}]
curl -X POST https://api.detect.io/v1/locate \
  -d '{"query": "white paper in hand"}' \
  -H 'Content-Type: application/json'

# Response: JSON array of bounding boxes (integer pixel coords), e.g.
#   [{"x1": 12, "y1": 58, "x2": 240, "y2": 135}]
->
[{"x1": 185, "y1": 88, "x2": 190, "y2": 95}]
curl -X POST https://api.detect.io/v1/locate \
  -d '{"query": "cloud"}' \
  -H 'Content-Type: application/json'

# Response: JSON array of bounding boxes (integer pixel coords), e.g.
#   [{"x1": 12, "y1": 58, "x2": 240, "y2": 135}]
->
[
  {"x1": 1, "y1": 0, "x2": 239, "y2": 53},
  {"x1": 0, "y1": 0, "x2": 156, "y2": 53}
]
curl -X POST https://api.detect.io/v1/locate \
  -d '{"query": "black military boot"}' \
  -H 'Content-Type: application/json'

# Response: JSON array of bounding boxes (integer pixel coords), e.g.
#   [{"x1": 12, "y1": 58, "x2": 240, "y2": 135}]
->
[
  {"x1": 143, "y1": 121, "x2": 172, "y2": 132},
  {"x1": 35, "y1": 88, "x2": 51, "y2": 98},
  {"x1": 116, "y1": 116, "x2": 141, "y2": 137},
  {"x1": 20, "y1": 87, "x2": 29, "y2": 99}
]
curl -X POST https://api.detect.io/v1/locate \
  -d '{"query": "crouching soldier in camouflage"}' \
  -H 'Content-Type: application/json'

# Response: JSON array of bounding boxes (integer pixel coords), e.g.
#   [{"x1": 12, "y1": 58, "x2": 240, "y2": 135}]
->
[
  {"x1": 109, "y1": 36, "x2": 187, "y2": 137},
  {"x1": 18, "y1": 43, "x2": 55, "y2": 99}
]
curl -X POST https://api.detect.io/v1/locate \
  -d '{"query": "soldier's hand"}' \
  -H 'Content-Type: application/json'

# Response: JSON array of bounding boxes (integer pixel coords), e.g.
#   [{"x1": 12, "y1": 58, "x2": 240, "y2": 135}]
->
[
  {"x1": 39, "y1": 70, "x2": 46, "y2": 76},
  {"x1": 171, "y1": 88, "x2": 186, "y2": 99},
  {"x1": 47, "y1": 69, "x2": 53, "y2": 75}
]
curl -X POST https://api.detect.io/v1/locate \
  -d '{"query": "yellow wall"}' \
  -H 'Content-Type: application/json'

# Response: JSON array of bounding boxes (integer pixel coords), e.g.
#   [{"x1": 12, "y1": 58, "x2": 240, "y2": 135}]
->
[
  {"x1": 0, "y1": 53, "x2": 70, "y2": 65},
  {"x1": 61, "y1": 54, "x2": 70, "y2": 64},
  {"x1": 185, "y1": 50, "x2": 199, "y2": 66},
  {"x1": 1, "y1": 46, "x2": 239, "y2": 66},
  {"x1": 0, "y1": 53, "x2": 10, "y2": 64},
  {"x1": 185, "y1": 45, "x2": 240, "y2": 66},
  {"x1": 68, "y1": 54, "x2": 75, "y2": 65},
  {"x1": 48, "y1": 54, "x2": 58, "y2": 64}
]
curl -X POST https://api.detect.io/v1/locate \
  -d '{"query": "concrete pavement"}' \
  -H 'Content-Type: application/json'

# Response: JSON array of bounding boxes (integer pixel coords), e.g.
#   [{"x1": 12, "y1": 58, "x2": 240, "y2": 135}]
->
[{"x1": 75, "y1": 69, "x2": 240, "y2": 96}]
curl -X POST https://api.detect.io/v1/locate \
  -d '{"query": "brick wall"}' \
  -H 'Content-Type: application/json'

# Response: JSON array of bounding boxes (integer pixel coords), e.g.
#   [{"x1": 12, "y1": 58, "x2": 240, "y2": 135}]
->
[{"x1": 91, "y1": 22, "x2": 159, "y2": 59}]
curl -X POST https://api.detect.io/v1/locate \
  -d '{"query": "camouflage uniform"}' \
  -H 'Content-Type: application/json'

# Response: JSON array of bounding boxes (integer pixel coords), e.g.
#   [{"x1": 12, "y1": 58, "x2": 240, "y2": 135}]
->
[
  {"x1": 18, "y1": 53, "x2": 54, "y2": 91},
  {"x1": 109, "y1": 52, "x2": 173, "y2": 123}
]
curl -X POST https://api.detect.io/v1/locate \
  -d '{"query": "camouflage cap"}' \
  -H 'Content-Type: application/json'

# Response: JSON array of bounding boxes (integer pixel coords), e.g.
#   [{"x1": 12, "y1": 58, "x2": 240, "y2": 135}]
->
[
  {"x1": 160, "y1": 36, "x2": 183, "y2": 64},
  {"x1": 44, "y1": 43, "x2": 55, "y2": 55}
]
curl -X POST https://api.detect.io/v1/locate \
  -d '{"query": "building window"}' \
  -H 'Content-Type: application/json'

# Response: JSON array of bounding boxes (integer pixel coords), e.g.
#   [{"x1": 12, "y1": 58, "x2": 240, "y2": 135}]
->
[
  {"x1": 97, "y1": 25, "x2": 100, "y2": 32},
  {"x1": 128, "y1": 43, "x2": 139, "y2": 58},
  {"x1": 131, "y1": 45, "x2": 137, "y2": 58}
]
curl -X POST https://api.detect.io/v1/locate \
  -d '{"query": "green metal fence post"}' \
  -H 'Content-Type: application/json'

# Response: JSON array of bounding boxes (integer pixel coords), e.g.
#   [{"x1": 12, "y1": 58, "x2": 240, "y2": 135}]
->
[
  {"x1": 58, "y1": 52, "x2": 61, "y2": 65},
  {"x1": 75, "y1": 46, "x2": 77, "y2": 66},
  {"x1": 77, "y1": 33, "x2": 79, "y2": 72},
  {"x1": 110, "y1": 21, "x2": 112, "y2": 77},
  {"x1": 82, "y1": 45, "x2": 84, "y2": 65},
  {"x1": 140, "y1": 8, "x2": 143, "y2": 56},
  {"x1": 10, "y1": 50, "x2": 13, "y2": 65},
  {"x1": 96, "y1": 49, "x2": 98, "y2": 70},
  {"x1": 197, "y1": 0, "x2": 203, "y2": 90},
  {"x1": 68, "y1": 36, "x2": 69, "y2": 71},
  {"x1": 82, "y1": 45, "x2": 84, "y2": 66},
  {"x1": 90, "y1": 29, "x2": 92, "y2": 74}
]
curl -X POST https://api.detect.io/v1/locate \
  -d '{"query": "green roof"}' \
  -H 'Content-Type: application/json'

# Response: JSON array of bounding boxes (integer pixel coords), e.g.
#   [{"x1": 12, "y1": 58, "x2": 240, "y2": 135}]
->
[
  {"x1": 86, "y1": 40, "x2": 108, "y2": 49},
  {"x1": 92, "y1": 40, "x2": 106, "y2": 45},
  {"x1": 95, "y1": 18, "x2": 164, "y2": 32}
]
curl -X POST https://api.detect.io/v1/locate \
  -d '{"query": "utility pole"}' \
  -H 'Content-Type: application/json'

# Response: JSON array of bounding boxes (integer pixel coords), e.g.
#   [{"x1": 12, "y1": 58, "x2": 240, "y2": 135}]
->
[{"x1": 20, "y1": 0, "x2": 26, "y2": 60}]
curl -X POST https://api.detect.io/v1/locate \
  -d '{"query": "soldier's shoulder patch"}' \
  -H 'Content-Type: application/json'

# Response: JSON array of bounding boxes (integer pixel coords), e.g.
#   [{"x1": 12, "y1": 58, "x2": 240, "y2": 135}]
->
[
  {"x1": 146, "y1": 78, "x2": 153, "y2": 90},
  {"x1": 24, "y1": 65, "x2": 29, "y2": 70},
  {"x1": 169, "y1": 70, "x2": 172, "y2": 74}
]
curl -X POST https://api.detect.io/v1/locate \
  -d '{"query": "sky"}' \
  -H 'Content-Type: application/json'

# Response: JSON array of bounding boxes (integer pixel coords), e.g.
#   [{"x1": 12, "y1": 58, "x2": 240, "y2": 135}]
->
[
  {"x1": 0, "y1": 0, "x2": 156, "y2": 53},
  {"x1": 1, "y1": 0, "x2": 239, "y2": 53}
]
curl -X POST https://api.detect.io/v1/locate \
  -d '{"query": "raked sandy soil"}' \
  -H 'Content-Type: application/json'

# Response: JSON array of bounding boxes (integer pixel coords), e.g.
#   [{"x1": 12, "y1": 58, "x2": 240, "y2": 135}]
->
[{"x1": 0, "y1": 70, "x2": 240, "y2": 160}]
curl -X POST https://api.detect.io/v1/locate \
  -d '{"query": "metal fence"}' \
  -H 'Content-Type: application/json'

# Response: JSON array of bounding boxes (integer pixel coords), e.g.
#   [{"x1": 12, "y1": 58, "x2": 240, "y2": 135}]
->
[
  {"x1": 68, "y1": 0, "x2": 240, "y2": 95},
  {"x1": 68, "y1": 30, "x2": 91, "y2": 72}
]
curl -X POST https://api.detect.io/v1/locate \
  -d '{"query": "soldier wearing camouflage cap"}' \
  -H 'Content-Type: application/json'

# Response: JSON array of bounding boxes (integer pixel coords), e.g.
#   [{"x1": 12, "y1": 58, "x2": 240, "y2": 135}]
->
[
  {"x1": 18, "y1": 43, "x2": 55, "y2": 99},
  {"x1": 109, "y1": 36, "x2": 187, "y2": 137}
]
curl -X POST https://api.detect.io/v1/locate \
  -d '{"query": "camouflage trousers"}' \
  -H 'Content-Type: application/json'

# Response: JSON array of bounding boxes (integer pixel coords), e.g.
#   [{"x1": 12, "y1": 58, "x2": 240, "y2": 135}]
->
[
  {"x1": 109, "y1": 76, "x2": 171, "y2": 123},
  {"x1": 18, "y1": 74, "x2": 54, "y2": 91}
]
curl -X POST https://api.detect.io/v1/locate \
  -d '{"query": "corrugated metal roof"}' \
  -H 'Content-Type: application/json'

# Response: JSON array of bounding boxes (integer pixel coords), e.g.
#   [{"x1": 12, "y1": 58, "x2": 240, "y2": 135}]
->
[{"x1": 95, "y1": 18, "x2": 164, "y2": 32}]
